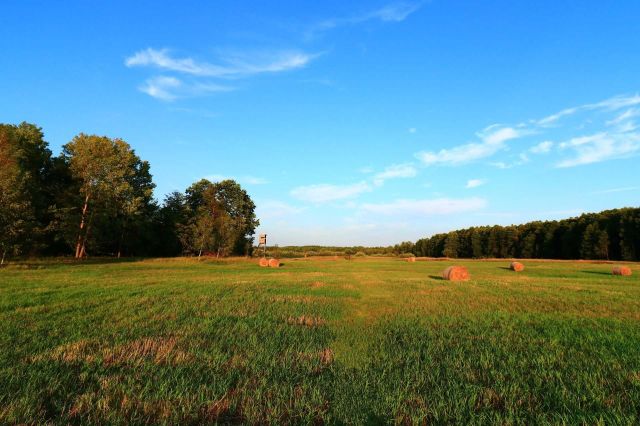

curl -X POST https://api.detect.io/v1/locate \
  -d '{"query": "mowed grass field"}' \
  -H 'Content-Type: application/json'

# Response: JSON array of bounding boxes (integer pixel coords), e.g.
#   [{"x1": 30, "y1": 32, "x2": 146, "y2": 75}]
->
[{"x1": 1, "y1": 258, "x2": 639, "y2": 425}]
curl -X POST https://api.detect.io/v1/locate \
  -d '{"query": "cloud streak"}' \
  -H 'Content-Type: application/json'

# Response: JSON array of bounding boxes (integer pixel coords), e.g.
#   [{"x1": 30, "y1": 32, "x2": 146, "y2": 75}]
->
[
  {"x1": 415, "y1": 93, "x2": 640, "y2": 168},
  {"x1": 126, "y1": 48, "x2": 315, "y2": 78},
  {"x1": 415, "y1": 125, "x2": 529, "y2": 166},
  {"x1": 307, "y1": 2, "x2": 422, "y2": 38},
  {"x1": 465, "y1": 179, "x2": 485, "y2": 189},
  {"x1": 361, "y1": 197, "x2": 487, "y2": 215},
  {"x1": 139, "y1": 76, "x2": 232, "y2": 101},
  {"x1": 556, "y1": 132, "x2": 640, "y2": 167},
  {"x1": 290, "y1": 181, "x2": 372, "y2": 203},
  {"x1": 126, "y1": 48, "x2": 316, "y2": 100},
  {"x1": 373, "y1": 163, "x2": 417, "y2": 185}
]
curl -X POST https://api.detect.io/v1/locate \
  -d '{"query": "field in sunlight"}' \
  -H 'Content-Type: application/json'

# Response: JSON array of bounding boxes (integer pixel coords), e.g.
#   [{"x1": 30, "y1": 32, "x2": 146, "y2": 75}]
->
[{"x1": 1, "y1": 257, "x2": 639, "y2": 424}]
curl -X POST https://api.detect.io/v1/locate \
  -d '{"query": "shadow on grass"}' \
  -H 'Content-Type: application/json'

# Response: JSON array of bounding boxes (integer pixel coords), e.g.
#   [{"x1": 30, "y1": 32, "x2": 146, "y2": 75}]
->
[
  {"x1": 497, "y1": 267, "x2": 512, "y2": 271},
  {"x1": 581, "y1": 270, "x2": 612, "y2": 276},
  {"x1": 1, "y1": 257, "x2": 145, "y2": 270},
  {"x1": 428, "y1": 275, "x2": 444, "y2": 281}
]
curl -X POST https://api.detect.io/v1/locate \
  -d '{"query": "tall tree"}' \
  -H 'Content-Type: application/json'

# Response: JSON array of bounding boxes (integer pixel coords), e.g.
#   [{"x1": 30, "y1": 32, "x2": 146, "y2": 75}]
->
[
  {"x1": 179, "y1": 179, "x2": 258, "y2": 257},
  {"x1": 0, "y1": 123, "x2": 57, "y2": 255},
  {"x1": 443, "y1": 232, "x2": 459, "y2": 258},
  {"x1": 62, "y1": 134, "x2": 150, "y2": 258},
  {"x1": 0, "y1": 130, "x2": 33, "y2": 264}
]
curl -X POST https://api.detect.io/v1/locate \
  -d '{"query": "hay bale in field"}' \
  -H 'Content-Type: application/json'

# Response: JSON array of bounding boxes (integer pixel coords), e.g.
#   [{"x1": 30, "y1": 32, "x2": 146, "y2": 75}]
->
[
  {"x1": 268, "y1": 258, "x2": 280, "y2": 268},
  {"x1": 442, "y1": 266, "x2": 469, "y2": 281},
  {"x1": 510, "y1": 261, "x2": 524, "y2": 272},
  {"x1": 612, "y1": 266, "x2": 632, "y2": 276},
  {"x1": 259, "y1": 258, "x2": 269, "y2": 267},
  {"x1": 407, "y1": 257, "x2": 416, "y2": 263}
]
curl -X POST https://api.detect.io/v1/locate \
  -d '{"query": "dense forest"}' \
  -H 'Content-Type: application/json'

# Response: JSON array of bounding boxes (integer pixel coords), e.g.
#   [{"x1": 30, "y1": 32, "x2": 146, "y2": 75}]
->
[
  {"x1": 410, "y1": 208, "x2": 640, "y2": 261},
  {"x1": 0, "y1": 122, "x2": 258, "y2": 263}
]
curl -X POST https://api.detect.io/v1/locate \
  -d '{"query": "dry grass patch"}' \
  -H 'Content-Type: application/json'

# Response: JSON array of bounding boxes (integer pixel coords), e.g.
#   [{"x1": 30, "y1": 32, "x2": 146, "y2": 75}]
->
[
  {"x1": 223, "y1": 354, "x2": 248, "y2": 372},
  {"x1": 475, "y1": 387, "x2": 505, "y2": 411},
  {"x1": 286, "y1": 315, "x2": 327, "y2": 327},
  {"x1": 34, "y1": 337, "x2": 193, "y2": 366},
  {"x1": 201, "y1": 390, "x2": 240, "y2": 423},
  {"x1": 103, "y1": 337, "x2": 192, "y2": 366},
  {"x1": 271, "y1": 295, "x2": 324, "y2": 304},
  {"x1": 33, "y1": 339, "x2": 98, "y2": 363}
]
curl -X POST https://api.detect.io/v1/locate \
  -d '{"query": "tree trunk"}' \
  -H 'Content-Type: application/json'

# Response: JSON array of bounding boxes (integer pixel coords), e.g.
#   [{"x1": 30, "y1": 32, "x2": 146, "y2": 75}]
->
[
  {"x1": 79, "y1": 211, "x2": 95, "y2": 259},
  {"x1": 0, "y1": 250, "x2": 6, "y2": 266},
  {"x1": 75, "y1": 194, "x2": 90, "y2": 259},
  {"x1": 117, "y1": 229, "x2": 124, "y2": 259}
]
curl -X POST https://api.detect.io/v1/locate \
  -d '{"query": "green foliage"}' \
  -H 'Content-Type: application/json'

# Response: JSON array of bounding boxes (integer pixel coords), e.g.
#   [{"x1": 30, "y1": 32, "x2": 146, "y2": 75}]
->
[
  {"x1": 177, "y1": 179, "x2": 259, "y2": 257},
  {"x1": 443, "y1": 232, "x2": 459, "y2": 258},
  {"x1": 61, "y1": 134, "x2": 156, "y2": 258},
  {"x1": 0, "y1": 122, "x2": 258, "y2": 259},
  {"x1": 0, "y1": 123, "x2": 52, "y2": 261},
  {"x1": 415, "y1": 208, "x2": 640, "y2": 260}
]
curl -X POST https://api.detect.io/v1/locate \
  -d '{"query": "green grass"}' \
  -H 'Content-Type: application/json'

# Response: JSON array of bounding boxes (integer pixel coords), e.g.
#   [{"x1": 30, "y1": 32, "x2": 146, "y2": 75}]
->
[{"x1": 1, "y1": 257, "x2": 639, "y2": 424}]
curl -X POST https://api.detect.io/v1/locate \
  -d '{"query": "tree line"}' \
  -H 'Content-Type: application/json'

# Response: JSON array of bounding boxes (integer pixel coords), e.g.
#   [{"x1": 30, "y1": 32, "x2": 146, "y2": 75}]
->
[
  {"x1": 0, "y1": 122, "x2": 258, "y2": 263},
  {"x1": 411, "y1": 207, "x2": 640, "y2": 261}
]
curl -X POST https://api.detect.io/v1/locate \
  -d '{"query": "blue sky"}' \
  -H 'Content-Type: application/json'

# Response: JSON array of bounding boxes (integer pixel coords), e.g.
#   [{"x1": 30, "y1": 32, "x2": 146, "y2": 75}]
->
[{"x1": 2, "y1": 1, "x2": 640, "y2": 245}]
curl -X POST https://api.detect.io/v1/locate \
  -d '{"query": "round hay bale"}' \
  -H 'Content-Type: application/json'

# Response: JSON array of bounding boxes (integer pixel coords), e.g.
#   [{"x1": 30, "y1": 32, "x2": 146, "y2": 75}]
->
[
  {"x1": 612, "y1": 266, "x2": 632, "y2": 276},
  {"x1": 407, "y1": 257, "x2": 416, "y2": 263},
  {"x1": 259, "y1": 258, "x2": 269, "y2": 267},
  {"x1": 268, "y1": 258, "x2": 280, "y2": 268},
  {"x1": 442, "y1": 266, "x2": 469, "y2": 281},
  {"x1": 510, "y1": 261, "x2": 524, "y2": 272}
]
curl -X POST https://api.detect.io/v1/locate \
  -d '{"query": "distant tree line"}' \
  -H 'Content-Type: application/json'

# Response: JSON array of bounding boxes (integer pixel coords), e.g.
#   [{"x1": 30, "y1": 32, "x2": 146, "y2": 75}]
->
[
  {"x1": 0, "y1": 122, "x2": 258, "y2": 263},
  {"x1": 258, "y1": 245, "x2": 402, "y2": 259},
  {"x1": 412, "y1": 208, "x2": 640, "y2": 261}
]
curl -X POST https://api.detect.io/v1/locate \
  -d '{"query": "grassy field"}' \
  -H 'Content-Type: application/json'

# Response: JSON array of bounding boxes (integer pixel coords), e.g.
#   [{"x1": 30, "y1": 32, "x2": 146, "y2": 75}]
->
[{"x1": 1, "y1": 257, "x2": 639, "y2": 424}]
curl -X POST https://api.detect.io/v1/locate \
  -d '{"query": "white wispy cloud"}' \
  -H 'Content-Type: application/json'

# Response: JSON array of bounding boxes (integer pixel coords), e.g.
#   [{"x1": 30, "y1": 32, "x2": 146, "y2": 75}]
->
[
  {"x1": 415, "y1": 93, "x2": 640, "y2": 169},
  {"x1": 126, "y1": 48, "x2": 314, "y2": 78},
  {"x1": 308, "y1": 2, "x2": 422, "y2": 38},
  {"x1": 607, "y1": 108, "x2": 640, "y2": 126},
  {"x1": 290, "y1": 181, "x2": 371, "y2": 203},
  {"x1": 366, "y1": 2, "x2": 423, "y2": 22},
  {"x1": 360, "y1": 197, "x2": 487, "y2": 215},
  {"x1": 535, "y1": 94, "x2": 640, "y2": 126},
  {"x1": 127, "y1": 48, "x2": 316, "y2": 100},
  {"x1": 529, "y1": 140, "x2": 554, "y2": 154},
  {"x1": 591, "y1": 186, "x2": 640, "y2": 195},
  {"x1": 556, "y1": 131, "x2": 640, "y2": 167},
  {"x1": 139, "y1": 76, "x2": 232, "y2": 101},
  {"x1": 595, "y1": 94, "x2": 640, "y2": 111},
  {"x1": 465, "y1": 179, "x2": 485, "y2": 189},
  {"x1": 415, "y1": 125, "x2": 528, "y2": 166},
  {"x1": 139, "y1": 76, "x2": 182, "y2": 101},
  {"x1": 373, "y1": 163, "x2": 417, "y2": 185},
  {"x1": 535, "y1": 107, "x2": 580, "y2": 127}
]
